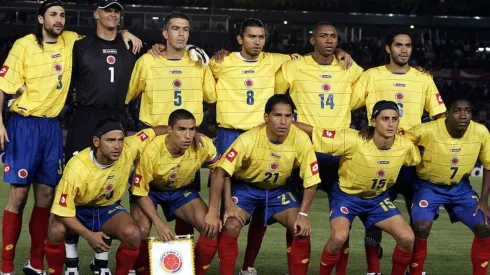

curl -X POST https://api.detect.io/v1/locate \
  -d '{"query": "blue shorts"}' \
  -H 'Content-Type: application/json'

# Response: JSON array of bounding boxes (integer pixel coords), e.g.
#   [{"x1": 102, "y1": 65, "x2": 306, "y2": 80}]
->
[
  {"x1": 3, "y1": 113, "x2": 63, "y2": 186},
  {"x1": 131, "y1": 187, "x2": 200, "y2": 222},
  {"x1": 76, "y1": 202, "x2": 126, "y2": 232},
  {"x1": 231, "y1": 181, "x2": 301, "y2": 225},
  {"x1": 329, "y1": 183, "x2": 401, "y2": 230},
  {"x1": 215, "y1": 127, "x2": 244, "y2": 155},
  {"x1": 411, "y1": 178, "x2": 484, "y2": 229}
]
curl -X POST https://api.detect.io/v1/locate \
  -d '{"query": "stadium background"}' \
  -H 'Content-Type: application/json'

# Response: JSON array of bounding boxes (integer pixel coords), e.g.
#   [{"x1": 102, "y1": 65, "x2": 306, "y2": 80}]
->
[{"x1": 0, "y1": 0, "x2": 489, "y2": 273}]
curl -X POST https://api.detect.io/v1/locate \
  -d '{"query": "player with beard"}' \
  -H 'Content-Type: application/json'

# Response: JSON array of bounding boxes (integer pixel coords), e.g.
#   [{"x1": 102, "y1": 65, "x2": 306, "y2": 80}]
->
[
  {"x1": 349, "y1": 29, "x2": 447, "y2": 275},
  {"x1": 0, "y1": 1, "x2": 140, "y2": 274}
]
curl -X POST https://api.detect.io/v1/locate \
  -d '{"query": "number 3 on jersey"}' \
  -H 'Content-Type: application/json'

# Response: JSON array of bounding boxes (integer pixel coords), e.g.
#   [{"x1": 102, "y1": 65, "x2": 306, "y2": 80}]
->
[{"x1": 319, "y1": 94, "x2": 334, "y2": 109}]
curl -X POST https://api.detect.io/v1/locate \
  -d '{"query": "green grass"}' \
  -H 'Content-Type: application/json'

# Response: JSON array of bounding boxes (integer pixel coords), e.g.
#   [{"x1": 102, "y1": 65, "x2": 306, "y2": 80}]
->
[{"x1": 0, "y1": 170, "x2": 479, "y2": 274}]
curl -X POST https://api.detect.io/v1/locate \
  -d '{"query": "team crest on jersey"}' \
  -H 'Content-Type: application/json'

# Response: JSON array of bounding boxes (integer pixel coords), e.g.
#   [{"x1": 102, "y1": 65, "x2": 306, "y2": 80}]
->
[
  {"x1": 172, "y1": 79, "x2": 182, "y2": 89},
  {"x1": 393, "y1": 83, "x2": 406, "y2": 87},
  {"x1": 310, "y1": 161, "x2": 319, "y2": 175},
  {"x1": 244, "y1": 79, "x2": 254, "y2": 88},
  {"x1": 321, "y1": 83, "x2": 331, "y2": 92},
  {"x1": 0, "y1": 65, "x2": 9, "y2": 77},
  {"x1": 419, "y1": 200, "x2": 428, "y2": 208},
  {"x1": 322, "y1": 130, "x2": 335, "y2": 139},
  {"x1": 450, "y1": 157, "x2": 459, "y2": 166},
  {"x1": 59, "y1": 193, "x2": 68, "y2": 207},
  {"x1": 168, "y1": 172, "x2": 178, "y2": 181},
  {"x1": 170, "y1": 70, "x2": 182, "y2": 74},
  {"x1": 102, "y1": 49, "x2": 118, "y2": 54},
  {"x1": 242, "y1": 70, "x2": 254, "y2": 74},
  {"x1": 106, "y1": 55, "x2": 116, "y2": 65},
  {"x1": 376, "y1": 169, "x2": 386, "y2": 178},
  {"x1": 160, "y1": 250, "x2": 183, "y2": 273},
  {"x1": 269, "y1": 162, "x2": 279, "y2": 171},
  {"x1": 340, "y1": 206, "x2": 349, "y2": 214},
  {"x1": 269, "y1": 152, "x2": 281, "y2": 159},
  {"x1": 18, "y1": 169, "x2": 28, "y2": 179},
  {"x1": 51, "y1": 53, "x2": 61, "y2": 59},
  {"x1": 53, "y1": 63, "x2": 62, "y2": 73},
  {"x1": 134, "y1": 174, "x2": 142, "y2": 187},
  {"x1": 231, "y1": 196, "x2": 239, "y2": 204},
  {"x1": 395, "y1": 92, "x2": 404, "y2": 101},
  {"x1": 105, "y1": 184, "x2": 114, "y2": 192},
  {"x1": 450, "y1": 148, "x2": 461, "y2": 152},
  {"x1": 226, "y1": 149, "x2": 238, "y2": 162},
  {"x1": 3, "y1": 164, "x2": 10, "y2": 174},
  {"x1": 436, "y1": 93, "x2": 444, "y2": 104},
  {"x1": 320, "y1": 74, "x2": 331, "y2": 79}
]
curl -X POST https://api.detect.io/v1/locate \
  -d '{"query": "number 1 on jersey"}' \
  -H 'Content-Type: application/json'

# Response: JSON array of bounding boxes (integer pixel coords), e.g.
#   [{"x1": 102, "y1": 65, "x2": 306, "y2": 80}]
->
[
  {"x1": 319, "y1": 94, "x2": 334, "y2": 109},
  {"x1": 108, "y1": 67, "x2": 114, "y2": 83}
]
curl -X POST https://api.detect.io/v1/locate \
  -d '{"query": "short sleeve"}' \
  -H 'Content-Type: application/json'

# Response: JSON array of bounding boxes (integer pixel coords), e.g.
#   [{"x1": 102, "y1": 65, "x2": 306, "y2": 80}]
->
[{"x1": 51, "y1": 166, "x2": 79, "y2": 217}]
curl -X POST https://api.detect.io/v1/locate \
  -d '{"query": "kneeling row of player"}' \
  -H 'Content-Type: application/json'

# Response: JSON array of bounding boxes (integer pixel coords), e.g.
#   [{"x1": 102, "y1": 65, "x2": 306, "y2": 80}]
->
[{"x1": 44, "y1": 94, "x2": 490, "y2": 275}]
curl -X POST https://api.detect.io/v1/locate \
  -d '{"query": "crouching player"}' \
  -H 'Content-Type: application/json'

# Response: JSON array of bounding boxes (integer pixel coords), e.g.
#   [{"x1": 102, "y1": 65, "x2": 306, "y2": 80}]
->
[
  {"x1": 295, "y1": 100, "x2": 421, "y2": 275},
  {"x1": 129, "y1": 109, "x2": 220, "y2": 275},
  {"x1": 44, "y1": 120, "x2": 166, "y2": 275},
  {"x1": 406, "y1": 96, "x2": 490, "y2": 275},
  {"x1": 205, "y1": 94, "x2": 321, "y2": 275}
]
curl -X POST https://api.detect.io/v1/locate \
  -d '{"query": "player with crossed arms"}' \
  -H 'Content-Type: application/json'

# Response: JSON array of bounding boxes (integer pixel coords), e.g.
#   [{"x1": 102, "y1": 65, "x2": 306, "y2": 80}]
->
[
  {"x1": 130, "y1": 109, "x2": 220, "y2": 275},
  {"x1": 404, "y1": 96, "x2": 490, "y2": 275},
  {"x1": 204, "y1": 94, "x2": 321, "y2": 275}
]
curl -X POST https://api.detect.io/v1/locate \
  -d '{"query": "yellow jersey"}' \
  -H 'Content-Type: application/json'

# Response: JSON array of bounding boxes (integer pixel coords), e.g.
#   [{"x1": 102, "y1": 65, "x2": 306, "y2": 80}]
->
[
  {"x1": 350, "y1": 66, "x2": 447, "y2": 131},
  {"x1": 0, "y1": 31, "x2": 81, "y2": 117},
  {"x1": 217, "y1": 125, "x2": 320, "y2": 189},
  {"x1": 275, "y1": 56, "x2": 364, "y2": 128},
  {"x1": 51, "y1": 129, "x2": 156, "y2": 217},
  {"x1": 126, "y1": 52, "x2": 216, "y2": 127},
  {"x1": 210, "y1": 52, "x2": 294, "y2": 130},
  {"x1": 131, "y1": 135, "x2": 219, "y2": 194},
  {"x1": 405, "y1": 119, "x2": 490, "y2": 185},
  {"x1": 312, "y1": 128, "x2": 421, "y2": 198}
]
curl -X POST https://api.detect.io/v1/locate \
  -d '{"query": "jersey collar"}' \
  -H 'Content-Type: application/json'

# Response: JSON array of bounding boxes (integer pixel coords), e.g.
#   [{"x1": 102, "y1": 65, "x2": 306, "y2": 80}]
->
[
  {"x1": 90, "y1": 150, "x2": 116, "y2": 169},
  {"x1": 305, "y1": 55, "x2": 339, "y2": 66}
]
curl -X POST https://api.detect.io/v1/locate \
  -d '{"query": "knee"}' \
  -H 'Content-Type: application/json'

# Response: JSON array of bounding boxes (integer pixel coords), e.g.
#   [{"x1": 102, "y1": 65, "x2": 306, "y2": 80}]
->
[
  {"x1": 47, "y1": 218, "x2": 67, "y2": 244},
  {"x1": 6, "y1": 187, "x2": 29, "y2": 212},
  {"x1": 473, "y1": 224, "x2": 490, "y2": 239},
  {"x1": 413, "y1": 221, "x2": 432, "y2": 239},
  {"x1": 396, "y1": 230, "x2": 415, "y2": 251},
  {"x1": 35, "y1": 186, "x2": 55, "y2": 208},
  {"x1": 224, "y1": 218, "x2": 243, "y2": 237},
  {"x1": 328, "y1": 230, "x2": 349, "y2": 252},
  {"x1": 120, "y1": 223, "x2": 142, "y2": 248},
  {"x1": 138, "y1": 224, "x2": 151, "y2": 239}
]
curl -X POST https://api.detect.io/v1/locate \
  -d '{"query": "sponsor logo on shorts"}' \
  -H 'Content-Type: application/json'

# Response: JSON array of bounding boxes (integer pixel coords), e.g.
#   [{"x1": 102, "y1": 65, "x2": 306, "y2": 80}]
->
[
  {"x1": 0, "y1": 65, "x2": 9, "y2": 77},
  {"x1": 269, "y1": 162, "x2": 279, "y2": 171},
  {"x1": 376, "y1": 169, "x2": 386, "y2": 178},
  {"x1": 321, "y1": 83, "x2": 331, "y2": 92},
  {"x1": 160, "y1": 250, "x2": 183, "y2": 273},
  {"x1": 172, "y1": 79, "x2": 182, "y2": 89},
  {"x1": 395, "y1": 92, "x2": 404, "y2": 101},
  {"x1": 106, "y1": 55, "x2": 116, "y2": 65},
  {"x1": 4, "y1": 164, "x2": 10, "y2": 174},
  {"x1": 170, "y1": 70, "x2": 182, "y2": 74},
  {"x1": 231, "y1": 196, "x2": 239, "y2": 204},
  {"x1": 419, "y1": 200, "x2": 428, "y2": 208},
  {"x1": 51, "y1": 53, "x2": 61, "y2": 59},
  {"x1": 322, "y1": 130, "x2": 335, "y2": 139},
  {"x1": 242, "y1": 70, "x2": 254, "y2": 74},
  {"x1": 18, "y1": 169, "x2": 28, "y2": 179},
  {"x1": 53, "y1": 63, "x2": 62, "y2": 73},
  {"x1": 138, "y1": 131, "x2": 148, "y2": 142},
  {"x1": 244, "y1": 79, "x2": 254, "y2": 88},
  {"x1": 102, "y1": 49, "x2": 118, "y2": 54},
  {"x1": 393, "y1": 83, "x2": 406, "y2": 87},
  {"x1": 226, "y1": 149, "x2": 238, "y2": 162},
  {"x1": 59, "y1": 193, "x2": 68, "y2": 207},
  {"x1": 450, "y1": 157, "x2": 459, "y2": 166},
  {"x1": 340, "y1": 206, "x2": 349, "y2": 214},
  {"x1": 310, "y1": 161, "x2": 319, "y2": 175},
  {"x1": 134, "y1": 174, "x2": 142, "y2": 187},
  {"x1": 436, "y1": 93, "x2": 444, "y2": 104}
]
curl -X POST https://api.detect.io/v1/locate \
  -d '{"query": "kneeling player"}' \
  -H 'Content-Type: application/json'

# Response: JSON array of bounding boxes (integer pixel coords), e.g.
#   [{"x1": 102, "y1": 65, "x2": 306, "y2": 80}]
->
[
  {"x1": 406, "y1": 97, "x2": 490, "y2": 275},
  {"x1": 44, "y1": 120, "x2": 165, "y2": 275},
  {"x1": 295, "y1": 101, "x2": 421, "y2": 275},
  {"x1": 205, "y1": 94, "x2": 321, "y2": 275},
  {"x1": 129, "y1": 109, "x2": 219, "y2": 275}
]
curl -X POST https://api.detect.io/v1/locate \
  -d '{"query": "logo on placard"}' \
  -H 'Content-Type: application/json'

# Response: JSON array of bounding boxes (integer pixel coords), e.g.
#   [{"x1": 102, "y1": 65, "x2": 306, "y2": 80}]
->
[{"x1": 160, "y1": 250, "x2": 183, "y2": 273}]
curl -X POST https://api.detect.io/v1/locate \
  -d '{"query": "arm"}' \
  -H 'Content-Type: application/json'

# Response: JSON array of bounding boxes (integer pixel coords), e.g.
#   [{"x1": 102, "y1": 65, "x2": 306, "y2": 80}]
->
[
  {"x1": 208, "y1": 167, "x2": 227, "y2": 211},
  {"x1": 58, "y1": 216, "x2": 110, "y2": 253},
  {"x1": 424, "y1": 77, "x2": 447, "y2": 119},
  {"x1": 136, "y1": 196, "x2": 174, "y2": 241},
  {"x1": 0, "y1": 91, "x2": 8, "y2": 149},
  {"x1": 299, "y1": 185, "x2": 317, "y2": 215},
  {"x1": 274, "y1": 65, "x2": 291, "y2": 95},
  {"x1": 350, "y1": 71, "x2": 370, "y2": 111},
  {"x1": 334, "y1": 48, "x2": 353, "y2": 70},
  {"x1": 125, "y1": 56, "x2": 146, "y2": 104},
  {"x1": 119, "y1": 29, "x2": 143, "y2": 55},
  {"x1": 293, "y1": 121, "x2": 313, "y2": 136}
]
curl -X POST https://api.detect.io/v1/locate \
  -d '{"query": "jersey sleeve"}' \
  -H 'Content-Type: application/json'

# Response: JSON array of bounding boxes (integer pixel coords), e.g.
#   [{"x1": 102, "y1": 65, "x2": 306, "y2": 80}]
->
[
  {"x1": 404, "y1": 141, "x2": 422, "y2": 167},
  {"x1": 296, "y1": 137, "x2": 321, "y2": 188},
  {"x1": 200, "y1": 137, "x2": 220, "y2": 170},
  {"x1": 271, "y1": 53, "x2": 296, "y2": 71},
  {"x1": 477, "y1": 125, "x2": 490, "y2": 170},
  {"x1": 125, "y1": 55, "x2": 147, "y2": 104},
  {"x1": 350, "y1": 71, "x2": 370, "y2": 110},
  {"x1": 274, "y1": 62, "x2": 292, "y2": 95},
  {"x1": 403, "y1": 123, "x2": 429, "y2": 146},
  {"x1": 0, "y1": 40, "x2": 28, "y2": 94},
  {"x1": 311, "y1": 127, "x2": 358, "y2": 157},
  {"x1": 202, "y1": 66, "x2": 217, "y2": 103},
  {"x1": 124, "y1": 128, "x2": 156, "y2": 160},
  {"x1": 216, "y1": 135, "x2": 248, "y2": 176},
  {"x1": 349, "y1": 61, "x2": 364, "y2": 84},
  {"x1": 130, "y1": 140, "x2": 160, "y2": 197},
  {"x1": 209, "y1": 58, "x2": 222, "y2": 79},
  {"x1": 424, "y1": 76, "x2": 446, "y2": 118},
  {"x1": 51, "y1": 165, "x2": 79, "y2": 217}
]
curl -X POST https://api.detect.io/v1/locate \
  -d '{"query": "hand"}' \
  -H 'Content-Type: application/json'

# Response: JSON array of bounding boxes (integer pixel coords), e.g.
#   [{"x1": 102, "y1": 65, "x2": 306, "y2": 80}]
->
[
  {"x1": 212, "y1": 49, "x2": 230, "y2": 63},
  {"x1": 334, "y1": 49, "x2": 353, "y2": 70},
  {"x1": 0, "y1": 123, "x2": 9, "y2": 150},
  {"x1": 121, "y1": 31, "x2": 143, "y2": 55},
  {"x1": 186, "y1": 45, "x2": 210, "y2": 66},
  {"x1": 86, "y1": 232, "x2": 111, "y2": 253},
  {"x1": 474, "y1": 200, "x2": 490, "y2": 225},
  {"x1": 414, "y1": 66, "x2": 433, "y2": 77},
  {"x1": 223, "y1": 204, "x2": 247, "y2": 226},
  {"x1": 193, "y1": 132, "x2": 206, "y2": 148},
  {"x1": 293, "y1": 214, "x2": 311, "y2": 237},
  {"x1": 203, "y1": 211, "x2": 222, "y2": 239},
  {"x1": 155, "y1": 220, "x2": 175, "y2": 242},
  {"x1": 148, "y1": 43, "x2": 166, "y2": 58}
]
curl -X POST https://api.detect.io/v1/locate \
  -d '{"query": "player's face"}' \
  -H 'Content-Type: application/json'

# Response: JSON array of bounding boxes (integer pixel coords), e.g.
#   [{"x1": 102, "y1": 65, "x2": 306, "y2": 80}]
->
[
  {"x1": 94, "y1": 8, "x2": 121, "y2": 31},
  {"x1": 264, "y1": 103, "x2": 293, "y2": 138},
  {"x1": 447, "y1": 100, "x2": 472, "y2": 132},
  {"x1": 94, "y1": 130, "x2": 125, "y2": 162},
  {"x1": 310, "y1": 25, "x2": 337, "y2": 57},
  {"x1": 372, "y1": 110, "x2": 400, "y2": 138},
  {"x1": 168, "y1": 119, "x2": 196, "y2": 150},
  {"x1": 38, "y1": 6, "x2": 65, "y2": 38},
  {"x1": 237, "y1": 27, "x2": 266, "y2": 58},
  {"x1": 163, "y1": 18, "x2": 190, "y2": 51},
  {"x1": 386, "y1": 34, "x2": 412, "y2": 66}
]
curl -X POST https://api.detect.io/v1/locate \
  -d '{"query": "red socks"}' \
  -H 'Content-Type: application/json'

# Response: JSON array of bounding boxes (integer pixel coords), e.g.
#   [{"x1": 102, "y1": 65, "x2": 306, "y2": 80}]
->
[
  {"x1": 195, "y1": 235, "x2": 218, "y2": 275},
  {"x1": 29, "y1": 206, "x2": 50, "y2": 270},
  {"x1": 391, "y1": 245, "x2": 412, "y2": 275},
  {"x1": 218, "y1": 232, "x2": 239, "y2": 275},
  {"x1": 115, "y1": 243, "x2": 140, "y2": 275},
  {"x1": 471, "y1": 235, "x2": 490, "y2": 275},
  {"x1": 134, "y1": 240, "x2": 150, "y2": 275},
  {"x1": 174, "y1": 217, "x2": 194, "y2": 235},
  {"x1": 336, "y1": 237, "x2": 349, "y2": 275},
  {"x1": 1, "y1": 210, "x2": 23, "y2": 273},
  {"x1": 365, "y1": 244, "x2": 381, "y2": 273},
  {"x1": 242, "y1": 217, "x2": 267, "y2": 271},
  {"x1": 319, "y1": 249, "x2": 339, "y2": 275},
  {"x1": 289, "y1": 236, "x2": 311, "y2": 275},
  {"x1": 410, "y1": 238, "x2": 428, "y2": 275},
  {"x1": 45, "y1": 240, "x2": 66, "y2": 275}
]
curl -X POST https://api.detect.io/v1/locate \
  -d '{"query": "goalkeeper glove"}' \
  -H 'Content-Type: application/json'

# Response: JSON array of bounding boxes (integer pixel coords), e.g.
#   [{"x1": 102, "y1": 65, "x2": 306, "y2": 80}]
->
[{"x1": 186, "y1": 44, "x2": 210, "y2": 67}]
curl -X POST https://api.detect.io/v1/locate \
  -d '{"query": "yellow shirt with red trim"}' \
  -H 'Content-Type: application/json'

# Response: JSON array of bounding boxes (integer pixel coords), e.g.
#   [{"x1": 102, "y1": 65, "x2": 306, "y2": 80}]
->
[
  {"x1": 131, "y1": 135, "x2": 219, "y2": 194},
  {"x1": 404, "y1": 119, "x2": 490, "y2": 185},
  {"x1": 210, "y1": 52, "x2": 296, "y2": 130},
  {"x1": 50, "y1": 129, "x2": 156, "y2": 217},
  {"x1": 350, "y1": 66, "x2": 447, "y2": 131},
  {"x1": 126, "y1": 52, "x2": 216, "y2": 127},
  {"x1": 312, "y1": 128, "x2": 421, "y2": 198},
  {"x1": 217, "y1": 125, "x2": 320, "y2": 189},
  {"x1": 275, "y1": 56, "x2": 364, "y2": 128},
  {"x1": 0, "y1": 31, "x2": 82, "y2": 117}
]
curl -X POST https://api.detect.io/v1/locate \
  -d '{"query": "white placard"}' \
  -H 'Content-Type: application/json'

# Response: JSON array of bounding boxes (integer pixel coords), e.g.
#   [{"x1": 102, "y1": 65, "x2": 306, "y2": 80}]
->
[{"x1": 149, "y1": 237, "x2": 195, "y2": 275}]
